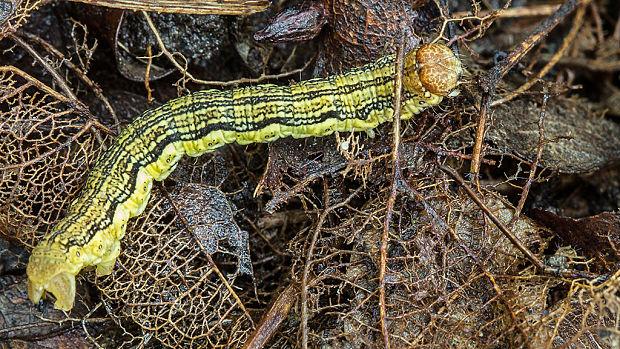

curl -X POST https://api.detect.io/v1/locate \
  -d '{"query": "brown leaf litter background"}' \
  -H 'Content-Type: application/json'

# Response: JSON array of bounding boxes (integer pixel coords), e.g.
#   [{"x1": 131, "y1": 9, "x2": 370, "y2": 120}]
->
[{"x1": 0, "y1": 0, "x2": 620, "y2": 348}]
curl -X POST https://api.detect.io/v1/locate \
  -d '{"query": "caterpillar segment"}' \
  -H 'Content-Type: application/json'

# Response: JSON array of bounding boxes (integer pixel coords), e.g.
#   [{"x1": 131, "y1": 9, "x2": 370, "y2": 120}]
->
[{"x1": 27, "y1": 43, "x2": 462, "y2": 310}]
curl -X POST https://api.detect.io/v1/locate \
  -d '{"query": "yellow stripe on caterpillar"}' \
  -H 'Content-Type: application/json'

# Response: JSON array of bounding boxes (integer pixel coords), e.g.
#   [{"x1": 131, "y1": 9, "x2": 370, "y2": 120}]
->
[{"x1": 27, "y1": 43, "x2": 462, "y2": 311}]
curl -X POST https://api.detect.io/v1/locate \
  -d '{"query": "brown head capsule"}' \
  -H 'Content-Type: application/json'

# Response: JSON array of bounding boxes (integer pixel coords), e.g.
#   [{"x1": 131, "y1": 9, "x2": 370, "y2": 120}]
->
[
  {"x1": 416, "y1": 43, "x2": 462, "y2": 95},
  {"x1": 404, "y1": 43, "x2": 462, "y2": 97}
]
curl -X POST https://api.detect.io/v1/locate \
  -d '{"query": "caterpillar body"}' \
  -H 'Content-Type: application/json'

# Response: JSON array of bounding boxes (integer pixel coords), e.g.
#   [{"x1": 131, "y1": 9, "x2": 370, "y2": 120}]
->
[{"x1": 27, "y1": 43, "x2": 462, "y2": 310}]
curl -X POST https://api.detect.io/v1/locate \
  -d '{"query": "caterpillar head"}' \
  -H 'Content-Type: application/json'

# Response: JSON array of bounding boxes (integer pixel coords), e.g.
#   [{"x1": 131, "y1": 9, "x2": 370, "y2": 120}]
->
[
  {"x1": 27, "y1": 242, "x2": 79, "y2": 311},
  {"x1": 404, "y1": 43, "x2": 462, "y2": 97},
  {"x1": 28, "y1": 214, "x2": 123, "y2": 310}
]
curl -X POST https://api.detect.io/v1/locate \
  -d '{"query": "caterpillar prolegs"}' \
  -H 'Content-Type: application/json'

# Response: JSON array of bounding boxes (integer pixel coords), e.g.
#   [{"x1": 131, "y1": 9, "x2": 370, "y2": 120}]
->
[{"x1": 27, "y1": 43, "x2": 462, "y2": 310}]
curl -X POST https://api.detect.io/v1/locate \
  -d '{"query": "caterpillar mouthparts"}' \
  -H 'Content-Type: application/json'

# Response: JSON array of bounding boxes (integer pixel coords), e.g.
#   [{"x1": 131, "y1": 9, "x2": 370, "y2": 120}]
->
[{"x1": 27, "y1": 43, "x2": 462, "y2": 310}]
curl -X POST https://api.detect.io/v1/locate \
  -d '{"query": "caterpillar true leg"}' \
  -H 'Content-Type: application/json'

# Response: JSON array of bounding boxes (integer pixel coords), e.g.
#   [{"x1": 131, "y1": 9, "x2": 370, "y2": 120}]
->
[{"x1": 27, "y1": 43, "x2": 462, "y2": 310}]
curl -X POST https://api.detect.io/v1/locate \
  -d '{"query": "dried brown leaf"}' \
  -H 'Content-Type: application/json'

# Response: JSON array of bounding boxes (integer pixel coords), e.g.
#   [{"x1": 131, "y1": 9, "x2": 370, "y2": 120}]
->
[{"x1": 488, "y1": 98, "x2": 620, "y2": 173}]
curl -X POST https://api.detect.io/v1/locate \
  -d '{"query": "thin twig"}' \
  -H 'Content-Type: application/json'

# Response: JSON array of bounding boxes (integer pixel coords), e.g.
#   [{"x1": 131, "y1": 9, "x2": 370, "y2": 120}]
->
[
  {"x1": 141, "y1": 11, "x2": 313, "y2": 87},
  {"x1": 444, "y1": 164, "x2": 548, "y2": 269},
  {"x1": 0, "y1": 65, "x2": 70, "y2": 103},
  {"x1": 300, "y1": 187, "x2": 362, "y2": 349},
  {"x1": 378, "y1": 33, "x2": 407, "y2": 349},
  {"x1": 416, "y1": 141, "x2": 496, "y2": 165},
  {"x1": 491, "y1": 4, "x2": 586, "y2": 106},
  {"x1": 453, "y1": 4, "x2": 560, "y2": 19},
  {"x1": 243, "y1": 283, "x2": 299, "y2": 349},
  {"x1": 471, "y1": 0, "x2": 587, "y2": 180},
  {"x1": 535, "y1": 55, "x2": 620, "y2": 72},
  {"x1": 440, "y1": 165, "x2": 603, "y2": 281},
  {"x1": 509, "y1": 93, "x2": 549, "y2": 225},
  {"x1": 9, "y1": 33, "x2": 89, "y2": 116},
  {"x1": 82, "y1": 303, "x2": 104, "y2": 349},
  {"x1": 15, "y1": 30, "x2": 120, "y2": 134},
  {"x1": 470, "y1": 93, "x2": 490, "y2": 189},
  {"x1": 588, "y1": 2, "x2": 604, "y2": 45},
  {"x1": 144, "y1": 45, "x2": 155, "y2": 104}
]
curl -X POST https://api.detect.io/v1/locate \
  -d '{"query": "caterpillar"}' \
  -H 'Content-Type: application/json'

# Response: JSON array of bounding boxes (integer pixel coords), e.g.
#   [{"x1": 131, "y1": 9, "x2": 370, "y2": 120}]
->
[{"x1": 27, "y1": 43, "x2": 462, "y2": 310}]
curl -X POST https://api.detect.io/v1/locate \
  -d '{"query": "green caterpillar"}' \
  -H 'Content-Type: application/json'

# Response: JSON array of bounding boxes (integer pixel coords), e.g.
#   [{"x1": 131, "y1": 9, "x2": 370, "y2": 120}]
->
[{"x1": 27, "y1": 43, "x2": 462, "y2": 310}]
